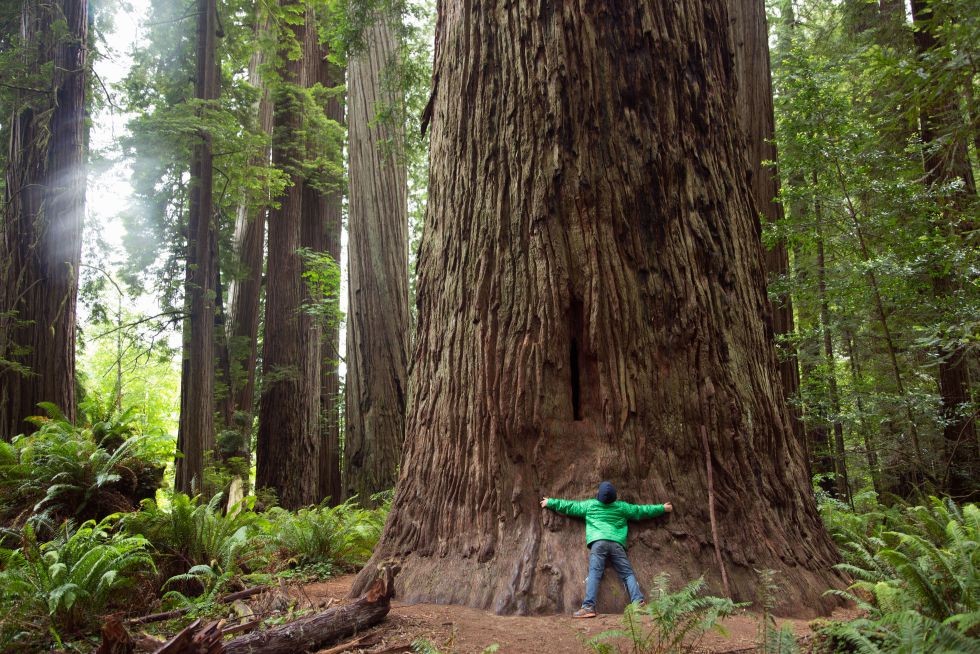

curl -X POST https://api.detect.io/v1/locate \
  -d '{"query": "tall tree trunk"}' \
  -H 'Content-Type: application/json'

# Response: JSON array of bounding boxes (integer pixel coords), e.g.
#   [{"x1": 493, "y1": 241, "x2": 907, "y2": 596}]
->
[
  {"x1": 175, "y1": 0, "x2": 219, "y2": 494},
  {"x1": 844, "y1": 329, "x2": 882, "y2": 497},
  {"x1": 221, "y1": 14, "x2": 275, "y2": 491},
  {"x1": 726, "y1": 0, "x2": 802, "y2": 441},
  {"x1": 344, "y1": 16, "x2": 409, "y2": 503},
  {"x1": 354, "y1": 0, "x2": 841, "y2": 616},
  {"x1": 0, "y1": 0, "x2": 88, "y2": 439},
  {"x1": 314, "y1": 49, "x2": 345, "y2": 507},
  {"x1": 255, "y1": 6, "x2": 321, "y2": 509},
  {"x1": 909, "y1": 0, "x2": 978, "y2": 500},
  {"x1": 816, "y1": 235, "x2": 851, "y2": 503}
]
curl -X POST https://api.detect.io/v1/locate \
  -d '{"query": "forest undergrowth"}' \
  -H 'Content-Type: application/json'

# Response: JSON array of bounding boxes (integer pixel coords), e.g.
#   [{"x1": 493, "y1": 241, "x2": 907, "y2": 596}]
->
[{"x1": 0, "y1": 410, "x2": 976, "y2": 653}]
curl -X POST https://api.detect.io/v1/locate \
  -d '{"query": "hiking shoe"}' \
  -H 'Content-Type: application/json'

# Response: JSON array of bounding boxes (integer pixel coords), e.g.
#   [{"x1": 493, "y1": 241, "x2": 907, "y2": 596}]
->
[{"x1": 573, "y1": 607, "x2": 597, "y2": 618}]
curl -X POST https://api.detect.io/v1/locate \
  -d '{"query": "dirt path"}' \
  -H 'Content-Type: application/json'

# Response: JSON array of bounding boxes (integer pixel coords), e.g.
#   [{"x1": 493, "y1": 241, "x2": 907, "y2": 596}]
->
[{"x1": 287, "y1": 575, "x2": 851, "y2": 654}]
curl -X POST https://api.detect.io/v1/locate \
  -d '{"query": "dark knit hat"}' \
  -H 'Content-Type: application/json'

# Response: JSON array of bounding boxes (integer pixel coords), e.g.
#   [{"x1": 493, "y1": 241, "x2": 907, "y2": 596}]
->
[{"x1": 597, "y1": 481, "x2": 617, "y2": 504}]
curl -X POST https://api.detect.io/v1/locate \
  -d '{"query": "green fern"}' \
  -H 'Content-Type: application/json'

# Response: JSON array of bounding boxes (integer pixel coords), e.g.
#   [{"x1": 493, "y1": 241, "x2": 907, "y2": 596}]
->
[
  {"x1": 586, "y1": 574, "x2": 743, "y2": 654},
  {"x1": 817, "y1": 496, "x2": 979, "y2": 652},
  {"x1": 0, "y1": 518, "x2": 154, "y2": 650}
]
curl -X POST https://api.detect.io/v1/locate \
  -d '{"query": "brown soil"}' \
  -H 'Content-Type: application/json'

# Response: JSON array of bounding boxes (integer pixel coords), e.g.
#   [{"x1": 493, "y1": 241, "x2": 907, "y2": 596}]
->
[{"x1": 284, "y1": 575, "x2": 857, "y2": 654}]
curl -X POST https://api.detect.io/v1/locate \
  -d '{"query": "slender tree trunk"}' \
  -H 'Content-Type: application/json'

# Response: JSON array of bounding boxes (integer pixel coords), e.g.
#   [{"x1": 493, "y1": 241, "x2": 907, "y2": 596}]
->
[
  {"x1": 221, "y1": 14, "x2": 275, "y2": 492},
  {"x1": 909, "y1": 0, "x2": 978, "y2": 500},
  {"x1": 175, "y1": 0, "x2": 219, "y2": 494},
  {"x1": 726, "y1": 0, "x2": 802, "y2": 441},
  {"x1": 345, "y1": 15, "x2": 409, "y2": 503},
  {"x1": 844, "y1": 330, "x2": 882, "y2": 497},
  {"x1": 255, "y1": 6, "x2": 321, "y2": 509},
  {"x1": 0, "y1": 0, "x2": 88, "y2": 439},
  {"x1": 816, "y1": 235, "x2": 851, "y2": 503},
  {"x1": 354, "y1": 0, "x2": 841, "y2": 616},
  {"x1": 314, "y1": 48, "x2": 345, "y2": 507}
]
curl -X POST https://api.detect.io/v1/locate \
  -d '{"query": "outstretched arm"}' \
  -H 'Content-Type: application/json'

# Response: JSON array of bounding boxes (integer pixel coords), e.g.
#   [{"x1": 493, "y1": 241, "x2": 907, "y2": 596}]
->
[
  {"x1": 622, "y1": 501, "x2": 673, "y2": 520},
  {"x1": 540, "y1": 497, "x2": 589, "y2": 518}
]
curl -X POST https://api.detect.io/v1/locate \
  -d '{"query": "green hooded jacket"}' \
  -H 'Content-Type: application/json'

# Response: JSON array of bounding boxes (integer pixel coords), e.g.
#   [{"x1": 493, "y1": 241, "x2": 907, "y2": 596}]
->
[{"x1": 547, "y1": 498, "x2": 666, "y2": 548}]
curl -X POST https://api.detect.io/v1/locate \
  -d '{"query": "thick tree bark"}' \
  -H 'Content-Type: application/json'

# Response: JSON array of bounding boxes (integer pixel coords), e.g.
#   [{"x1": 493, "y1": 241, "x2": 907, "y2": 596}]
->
[
  {"x1": 255, "y1": 7, "x2": 321, "y2": 509},
  {"x1": 313, "y1": 48, "x2": 345, "y2": 507},
  {"x1": 175, "y1": 0, "x2": 219, "y2": 494},
  {"x1": 220, "y1": 15, "x2": 275, "y2": 487},
  {"x1": 909, "y1": 0, "x2": 978, "y2": 501},
  {"x1": 355, "y1": 0, "x2": 841, "y2": 616},
  {"x1": 726, "y1": 0, "x2": 802, "y2": 441},
  {"x1": 345, "y1": 16, "x2": 409, "y2": 503},
  {"x1": 0, "y1": 0, "x2": 88, "y2": 440}
]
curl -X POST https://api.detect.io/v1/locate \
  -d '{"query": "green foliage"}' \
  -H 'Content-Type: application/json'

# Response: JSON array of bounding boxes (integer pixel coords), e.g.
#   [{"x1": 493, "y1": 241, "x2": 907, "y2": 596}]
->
[
  {"x1": 120, "y1": 492, "x2": 267, "y2": 591},
  {"x1": 586, "y1": 575, "x2": 742, "y2": 654},
  {"x1": 265, "y1": 497, "x2": 387, "y2": 572},
  {"x1": 0, "y1": 519, "x2": 154, "y2": 650},
  {"x1": 816, "y1": 495, "x2": 979, "y2": 652},
  {"x1": 755, "y1": 569, "x2": 799, "y2": 654},
  {"x1": 0, "y1": 405, "x2": 164, "y2": 535}
]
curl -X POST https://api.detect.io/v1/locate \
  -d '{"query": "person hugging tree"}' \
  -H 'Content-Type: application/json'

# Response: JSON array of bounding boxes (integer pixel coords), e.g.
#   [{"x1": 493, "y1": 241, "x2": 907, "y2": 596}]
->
[{"x1": 540, "y1": 480, "x2": 673, "y2": 618}]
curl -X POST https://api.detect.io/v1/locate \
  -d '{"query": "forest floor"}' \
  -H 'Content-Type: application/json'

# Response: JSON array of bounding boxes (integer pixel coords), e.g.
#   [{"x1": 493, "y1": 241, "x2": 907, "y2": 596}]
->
[{"x1": 288, "y1": 575, "x2": 858, "y2": 654}]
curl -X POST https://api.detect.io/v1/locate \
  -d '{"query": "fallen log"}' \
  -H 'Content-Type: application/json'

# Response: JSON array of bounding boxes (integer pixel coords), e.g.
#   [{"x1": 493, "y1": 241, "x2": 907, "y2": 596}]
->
[{"x1": 224, "y1": 563, "x2": 400, "y2": 654}]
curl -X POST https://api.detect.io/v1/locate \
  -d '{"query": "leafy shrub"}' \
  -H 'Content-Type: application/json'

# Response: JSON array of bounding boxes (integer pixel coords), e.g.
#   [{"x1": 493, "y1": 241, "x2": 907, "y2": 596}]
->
[
  {"x1": 586, "y1": 574, "x2": 742, "y2": 654},
  {"x1": 0, "y1": 403, "x2": 163, "y2": 535},
  {"x1": 0, "y1": 519, "x2": 154, "y2": 651},
  {"x1": 816, "y1": 496, "x2": 979, "y2": 653},
  {"x1": 265, "y1": 497, "x2": 387, "y2": 573},
  {"x1": 120, "y1": 492, "x2": 268, "y2": 590}
]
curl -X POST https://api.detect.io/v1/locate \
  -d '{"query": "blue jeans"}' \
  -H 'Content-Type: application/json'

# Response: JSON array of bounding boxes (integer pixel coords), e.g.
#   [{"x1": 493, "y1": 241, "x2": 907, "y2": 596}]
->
[{"x1": 583, "y1": 540, "x2": 644, "y2": 608}]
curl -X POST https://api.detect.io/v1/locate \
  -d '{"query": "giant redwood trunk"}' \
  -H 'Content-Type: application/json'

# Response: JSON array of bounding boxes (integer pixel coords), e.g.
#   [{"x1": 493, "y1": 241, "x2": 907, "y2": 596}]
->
[
  {"x1": 0, "y1": 0, "x2": 87, "y2": 440},
  {"x1": 354, "y1": 0, "x2": 841, "y2": 616},
  {"x1": 344, "y1": 16, "x2": 409, "y2": 502},
  {"x1": 256, "y1": 7, "x2": 321, "y2": 509},
  {"x1": 175, "y1": 0, "x2": 219, "y2": 494},
  {"x1": 726, "y1": 0, "x2": 802, "y2": 439}
]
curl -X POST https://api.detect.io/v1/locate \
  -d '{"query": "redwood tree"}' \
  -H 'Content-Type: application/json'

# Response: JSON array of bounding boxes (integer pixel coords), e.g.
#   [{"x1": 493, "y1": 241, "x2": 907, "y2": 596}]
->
[
  {"x1": 255, "y1": 6, "x2": 322, "y2": 509},
  {"x1": 0, "y1": 0, "x2": 88, "y2": 439},
  {"x1": 175, "y1": 0, "x2": 220, "y2": 494},
  {"x1": 355, "y1": 0, "x2": 841, "y2": 615},
  {"x1": 726, "y1": 0, "x2": 802, "y2": 439},
  {"x1": 345, "y1": 15, "x2": 409, "y2": 502}
]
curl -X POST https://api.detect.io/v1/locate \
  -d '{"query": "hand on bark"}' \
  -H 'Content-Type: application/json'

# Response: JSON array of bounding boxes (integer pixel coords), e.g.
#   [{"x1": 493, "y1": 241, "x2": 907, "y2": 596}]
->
[
  {"x1": 664, "y1": 502, "x2": 673, "y2": 513},
  {"x1": 540, "y1": 497, "x2": 549, "y2": 508}
]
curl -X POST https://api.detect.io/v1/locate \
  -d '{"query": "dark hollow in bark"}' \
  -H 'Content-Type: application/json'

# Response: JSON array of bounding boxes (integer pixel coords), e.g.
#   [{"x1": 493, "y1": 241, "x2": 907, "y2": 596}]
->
[{"x1": 354, "y1": 0, "x2": 843, "y2": 617}]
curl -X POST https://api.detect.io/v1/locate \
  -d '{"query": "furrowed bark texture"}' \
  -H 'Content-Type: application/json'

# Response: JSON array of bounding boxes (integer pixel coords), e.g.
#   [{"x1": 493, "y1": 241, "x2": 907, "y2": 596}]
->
[
  {"x1": 345, "y1": 17, "x2": 409, "y2": 502},
  {"x1": 726, "y1": 0, "x2": 801, "y2": 438},
  {"x1": 256, "y1": 8, "x2": 321, "y2": 509},
  {"x1": 222, "y1": 14, "x2": 275, "y2": 476},
  {"x1": 175, "y1": 0, "x2": 219, "y2": 494},
  {"x1": 355, "y1": 0, "x2": 841, "y2": 616},
  {"x1": 0, "y1": 0, "x2": 88, "y2": 439},
  {"x1": 315, "y1": 49, "x2": 345, "y2": 506}
]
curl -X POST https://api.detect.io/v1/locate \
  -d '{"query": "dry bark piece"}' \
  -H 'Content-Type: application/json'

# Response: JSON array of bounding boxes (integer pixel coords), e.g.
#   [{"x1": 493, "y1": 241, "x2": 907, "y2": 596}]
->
[
  {"x1": 97, "y1": 615, "x2": 135, "y2": 654},
  {"x1": 152, "y1": 619, "x2": 224, "y2": 654},
  {"x1": 223, "y1": 564, "x2": 399, "y2": 654}
]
